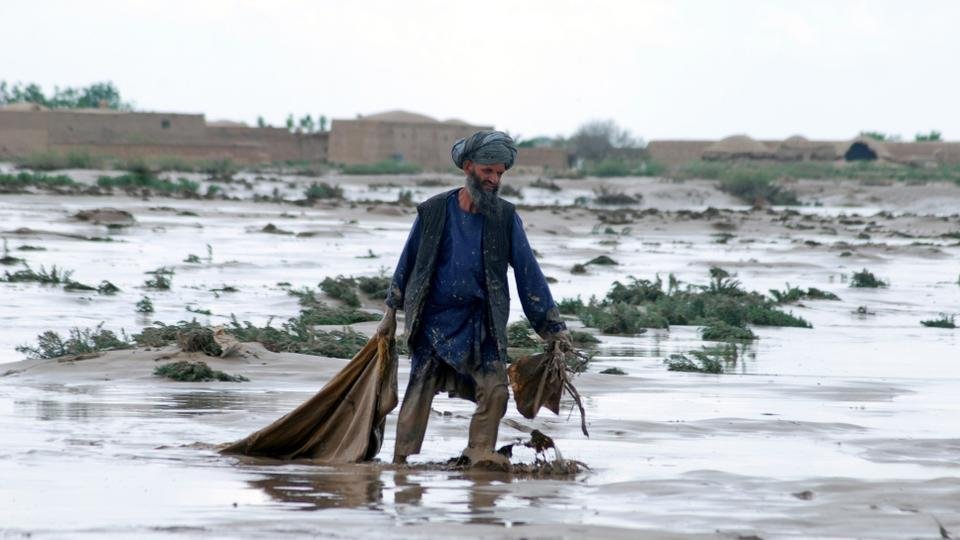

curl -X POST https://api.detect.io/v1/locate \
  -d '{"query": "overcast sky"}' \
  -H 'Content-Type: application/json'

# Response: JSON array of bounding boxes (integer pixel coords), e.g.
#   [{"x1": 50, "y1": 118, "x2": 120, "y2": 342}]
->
[{"x1": 2, "y1": 0, "x2": 957, "y2": 141}]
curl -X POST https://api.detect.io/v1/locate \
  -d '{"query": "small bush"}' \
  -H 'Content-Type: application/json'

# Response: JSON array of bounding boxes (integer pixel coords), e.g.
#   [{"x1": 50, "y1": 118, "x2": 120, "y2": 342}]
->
[
  {"x1": 144, "y1": 267, "x2": 174, "y2": 290},
  {"x1": 16, "y1": 323, "x2": 130, "y2": 359},
  {"x1": 592, "y1": 186, "x2": 641, "y2": 205},
  {"x1": 135, "y1": 296, "x2": 155, "y2": 313},
  {"x1": 599, "y1": 367, "x2": 626, "y2": 375},
  {"x1": 304, "y1": 182, "x2": 344, "y2": 200},
  {"x1": 530, "y1": 178, "x2": 561, "y2": 191},
  {"x1": 154, "y1": 361, "x2": 248, "y2": 382},
  {"x1": 850, "y1": 269, "x2": 888, "y2": 288},
  {"x1": 97, "y1": 281, "x2": 120, "y2": 295},
  {"x1": 715, "y1": 168, "x2": 799, "y2": 206},
  {"x1": 97, "y1": 173, "x2": 199, "y2": 195}
]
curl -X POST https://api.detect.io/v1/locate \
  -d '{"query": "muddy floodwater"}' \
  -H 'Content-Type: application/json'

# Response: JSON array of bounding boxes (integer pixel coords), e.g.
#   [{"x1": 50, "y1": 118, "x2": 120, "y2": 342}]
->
[{"x1": 1, "y1": 170, "x2": 959, "y2": 538}]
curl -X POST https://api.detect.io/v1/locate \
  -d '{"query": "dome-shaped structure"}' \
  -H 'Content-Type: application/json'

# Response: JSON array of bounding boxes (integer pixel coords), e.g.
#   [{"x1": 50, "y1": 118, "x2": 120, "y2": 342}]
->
[
  {"x1": 702, "y1": 135, "x2": 772, "y2": 161},
  {"x1": 776, "y1": 135, "x2": 837, "y2": 161}
]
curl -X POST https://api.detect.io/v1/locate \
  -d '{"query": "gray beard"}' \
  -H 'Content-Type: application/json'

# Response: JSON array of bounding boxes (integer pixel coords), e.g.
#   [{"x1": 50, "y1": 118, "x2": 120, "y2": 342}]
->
[{"x1": 466, "y1": 173, "x2": 500, "y2": 217}]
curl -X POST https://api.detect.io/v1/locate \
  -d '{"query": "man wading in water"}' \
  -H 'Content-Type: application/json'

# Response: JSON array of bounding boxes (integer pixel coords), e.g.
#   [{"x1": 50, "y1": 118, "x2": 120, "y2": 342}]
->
[{"x1": 378, "y1": 130, "x2": 571, "y2": 467}]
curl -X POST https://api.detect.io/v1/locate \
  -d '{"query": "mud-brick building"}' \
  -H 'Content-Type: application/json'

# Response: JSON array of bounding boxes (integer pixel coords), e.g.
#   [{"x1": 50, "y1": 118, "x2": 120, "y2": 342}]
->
[
  {"x1": 0, "y1": 103, "x2": 327, "y2": 164},
  {"x1": 327, "y1": 110, "x2": 569, "y2": 171}
]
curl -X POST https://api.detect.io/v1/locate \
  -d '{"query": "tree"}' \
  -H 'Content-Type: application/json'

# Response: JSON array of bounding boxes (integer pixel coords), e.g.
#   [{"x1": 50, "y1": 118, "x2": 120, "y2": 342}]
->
[
  {"x1": 860, "y1": 131, "x2": 902, "y2": 143},
  {"x1": 298, "y1": 114, "x2": 315, "y2": 133},
  {"x1": 285, "y1": 114, "x2": 295, "y2": 131},
  {"x1": 257, "y1": 116, "x2": 267, "y2": 128},
  {"x1": 0, "y1": 80, "x2": 131, "y2": 110},
  {"x1": 318, "y1": 115, "x2": 327, "y2": 132},
  {"x1": 915, "y1": 130, "x2": 942, "y2": 142},
  {"x1": 569, "y1": 119, "x2": 640, "y2": 161}
]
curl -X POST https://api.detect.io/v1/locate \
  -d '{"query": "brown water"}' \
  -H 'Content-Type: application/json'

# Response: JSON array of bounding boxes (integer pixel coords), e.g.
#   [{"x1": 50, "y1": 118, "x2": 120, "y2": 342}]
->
[{"x1": 2, "y1": 175, "x2": 959, "y2": 538}]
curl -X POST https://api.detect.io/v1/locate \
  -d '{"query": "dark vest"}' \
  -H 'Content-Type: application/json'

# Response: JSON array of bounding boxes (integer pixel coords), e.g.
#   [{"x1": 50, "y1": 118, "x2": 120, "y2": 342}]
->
[{"x1": 402, "y1": 188, "x2": 515, "y2": 363}]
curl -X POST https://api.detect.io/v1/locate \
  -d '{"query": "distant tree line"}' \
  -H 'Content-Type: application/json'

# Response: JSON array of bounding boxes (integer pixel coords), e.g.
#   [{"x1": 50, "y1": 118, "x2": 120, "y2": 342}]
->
[
  {"x1": 0, "y1": 80, "x2": 132, "y2": 110},
  {"x1": 861, "y1": 130, "x2": 943, "y2": 143},
  {"x1": 257, "y1": 114, "x2": 328, "y2": 133}
]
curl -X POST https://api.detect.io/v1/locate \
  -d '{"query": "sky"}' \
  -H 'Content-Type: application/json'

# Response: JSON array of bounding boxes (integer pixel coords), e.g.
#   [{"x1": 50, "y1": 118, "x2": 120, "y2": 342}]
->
[{"x1": 2, "y1": 0, "x2": 958, "y2": 142}]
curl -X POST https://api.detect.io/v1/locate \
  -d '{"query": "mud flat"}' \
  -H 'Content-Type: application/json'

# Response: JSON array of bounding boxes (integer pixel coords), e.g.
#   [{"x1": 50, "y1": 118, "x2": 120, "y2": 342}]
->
[{"x1": 1, "y1": 172, "x2": 959, "y2": 538}]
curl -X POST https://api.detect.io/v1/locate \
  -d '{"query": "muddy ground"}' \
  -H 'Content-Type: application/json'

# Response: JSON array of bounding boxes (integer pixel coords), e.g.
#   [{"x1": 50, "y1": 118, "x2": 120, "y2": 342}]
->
[{"x1": 1, "y1": 168, "x2": 959, "y2": 539}]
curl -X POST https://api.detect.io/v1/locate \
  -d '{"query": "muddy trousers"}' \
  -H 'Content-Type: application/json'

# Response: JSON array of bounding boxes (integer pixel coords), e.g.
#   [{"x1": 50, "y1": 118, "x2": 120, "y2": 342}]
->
[{"x1": 393, "y1": 361, "x2": 509, "y2": 461}]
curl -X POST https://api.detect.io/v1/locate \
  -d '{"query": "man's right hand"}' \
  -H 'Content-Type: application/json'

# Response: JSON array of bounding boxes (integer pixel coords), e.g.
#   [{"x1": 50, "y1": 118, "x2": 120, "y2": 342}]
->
[{"x1": 376, "y1": 307, "x2": 397, "y2": 338}]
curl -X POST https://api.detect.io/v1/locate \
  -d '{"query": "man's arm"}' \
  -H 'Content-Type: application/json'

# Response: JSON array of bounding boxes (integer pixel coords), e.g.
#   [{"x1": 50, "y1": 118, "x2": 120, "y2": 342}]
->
[
  {"x1": 509, "y1": 214, "x2": 568, "y2": 342},
  {"x1": 377, "y1": 215, "x2": 422, "y2": 337}
]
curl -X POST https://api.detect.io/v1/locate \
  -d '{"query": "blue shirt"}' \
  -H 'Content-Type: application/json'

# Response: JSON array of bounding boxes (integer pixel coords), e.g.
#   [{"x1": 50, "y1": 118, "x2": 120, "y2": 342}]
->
[{"x1": 387, "y1": 191, "x2": 564, "y2": 373}]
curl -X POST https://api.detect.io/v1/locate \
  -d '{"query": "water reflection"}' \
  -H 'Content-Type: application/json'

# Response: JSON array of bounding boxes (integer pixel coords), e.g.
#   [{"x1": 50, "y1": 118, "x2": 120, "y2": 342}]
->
[{"x1": 246, "y1": 464, "x2": 513, "y2": 525}]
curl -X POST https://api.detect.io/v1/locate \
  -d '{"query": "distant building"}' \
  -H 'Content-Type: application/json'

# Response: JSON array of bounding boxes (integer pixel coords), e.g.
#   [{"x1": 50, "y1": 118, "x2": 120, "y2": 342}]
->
[
  {"x1": 0, "y1": 104, "x2": 326, "y2": 164},
  {"x1": 327, "y1": 110, "x2": 569, "y2": 171},
  {"x1": 646, "y1": 134, "x2": 960, "y2": 168}
]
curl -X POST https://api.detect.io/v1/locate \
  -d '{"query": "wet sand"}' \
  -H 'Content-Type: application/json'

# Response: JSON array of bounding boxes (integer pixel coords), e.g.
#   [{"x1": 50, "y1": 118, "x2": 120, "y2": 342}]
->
[{"x1": 1, "y1": 170, "x2": 959, "y2": 538}]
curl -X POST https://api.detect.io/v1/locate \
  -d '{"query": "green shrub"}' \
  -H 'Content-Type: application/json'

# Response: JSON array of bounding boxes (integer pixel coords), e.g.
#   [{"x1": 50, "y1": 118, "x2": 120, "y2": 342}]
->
[
  {"x1": 0, "y1": 264, "x2": 73, "y2": 284},
  {"x1": 144, "y1": 267, "x2": 174, "y2": 290},
  {"x1": 585, "y1": 255, "x2": 619, "y2": 266},
  {"x1": 16, "y1": 323, "x2": 130, "y2": 359},
  {"x1": 135, "y1": 296, "x2": 155, "y2": 313},
  {"x1": 578, "y1": 301, "x2": 663, "y2": 334},
  {"x1": 769, "y1": 285, "x2": 841, "y2": 303},
  {"x1": 357, "y1": 274, "x2": 391, "y2": 299},
  {"x1": 920, "y1": 314, "x2": 956, "y2": 328},
  {"x1": 557, "y1": 296, "x2": 585, "y2": 315},
  {"x1": 570, "y1": 330, "x2": 600, "y2": 345},
  {"x1": 304, "y1": 182, "x2": 344, "y2": 200},
  {"x1": 850, "y1": 269, "x2": 888, "y2": 288},
  {"x1": 96, "y1": 173, "x2": 199, "y2": 195}
]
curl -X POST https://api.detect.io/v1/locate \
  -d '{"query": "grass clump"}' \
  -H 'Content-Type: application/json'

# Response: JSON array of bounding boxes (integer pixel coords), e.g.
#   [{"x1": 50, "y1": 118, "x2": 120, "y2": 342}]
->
[
  {"x1": 97, "y1": 281, "x2": 120, "y2": 295},
  {"x1": 144, "y1": 267, "x2": 174, "y2": 290},
  {"x1": 599, "y1": 367, "x2": 626, "y2": 375},
  {"x1": 769, "y1": 284, "x2": 841, "y2": 303},
  {"x1": 0, "y1": 264, "x2": 74, "y2": 284},
  {"x1": 135, "y1": 296, "x2": 155, "y2": 313},
  {"x1": 16, "y1": 323, "x2": 130, "y2": 359},
  {"x1": 1, "y1": 239, "x2": 23, "y2": 265},
  {"x1": 920, "y1": 314, "x2": 956, "y2": 328},
  {"x1": 15, "y1": 149, "x2": 104, "y2": 171},
  {"x1": 341, "y1": 160, "x2": 422, "y2": 175},
  {"x1": 664, "y1": 344, "x2": 738, "y2": 374},
  {"x1": 304, "y1": 182, "x2": 344, "y2": 201},
  {"x1": 850, "y1": 269, "x2": 888, "y2": 288},
  {"x1": 320, "y1": 275, "x2": 361, "y2": 307},
  {"x1": 530, "y1": 178, "x2": 561, "y2": 191},
  {"x1": 97, "y1": 173, "x2": 200, "y2": 196},
  {"x1": 153, "y1": 361, "x2": 248, "y2": 382},
  {"x1": 592, "y1": 186, "x2": 641, "y2": 205}
]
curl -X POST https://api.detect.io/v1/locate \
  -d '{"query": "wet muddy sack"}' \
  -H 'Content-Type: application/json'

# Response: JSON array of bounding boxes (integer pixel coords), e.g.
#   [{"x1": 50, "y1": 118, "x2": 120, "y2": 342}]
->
[{"x1": 220, "y1": 335, "x2": 398, "y2": 462}]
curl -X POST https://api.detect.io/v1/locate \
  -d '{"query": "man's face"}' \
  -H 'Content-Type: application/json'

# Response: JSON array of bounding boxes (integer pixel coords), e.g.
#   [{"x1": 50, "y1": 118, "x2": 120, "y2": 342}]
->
[{"x1": 464, "y1": 161, "x2": 506, "y2": 192}]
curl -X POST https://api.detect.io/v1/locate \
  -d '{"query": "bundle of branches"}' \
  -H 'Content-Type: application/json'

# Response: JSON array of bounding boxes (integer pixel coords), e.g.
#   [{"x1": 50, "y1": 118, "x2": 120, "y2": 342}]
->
[{"x1": 507, "y1": 342, "x2": 589, "y2": 437}]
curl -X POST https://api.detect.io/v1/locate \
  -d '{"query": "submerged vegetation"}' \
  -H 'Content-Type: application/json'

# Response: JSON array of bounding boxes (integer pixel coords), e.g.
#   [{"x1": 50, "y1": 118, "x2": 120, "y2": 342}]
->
[
  {"x1": 664, "y1": 344, "x2": 738, "y2": 374},
  {"x1": 850, "y1": 269, "x2": 888, "y2": 288},
  {"x1": 561, "y1": 268, "x2": 811, "y2": 336},
  {"x1": 769, "y1": 284, "x2": 841, "y2": 303},
  {"x1": 304, "y1": 182, "x2": 344, "y2": 201},
  {"x1": 920, "y1": 314, "x2": 956, "y2": 329}
]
